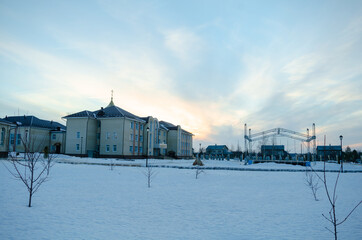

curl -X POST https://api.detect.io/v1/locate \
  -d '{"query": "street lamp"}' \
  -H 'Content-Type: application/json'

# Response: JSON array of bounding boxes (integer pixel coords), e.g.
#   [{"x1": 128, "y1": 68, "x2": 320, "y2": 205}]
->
[
  {"x1": 340, "y1": 135, "x2": 343, "y2": 171},
  {"x1": 81, "y1": 137, "x2": 83, "y2": 156},
  {"x1": 146, "y1": 127, "x2": 149, "y2": 167}
]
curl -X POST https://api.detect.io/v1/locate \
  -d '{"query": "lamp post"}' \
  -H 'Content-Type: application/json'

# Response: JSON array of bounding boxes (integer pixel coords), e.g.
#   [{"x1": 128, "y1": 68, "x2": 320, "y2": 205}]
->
[
  {"x1": 340, "y1": 135, "x2": 343, "y2": 171},
  {"x1": 146, "y1": 127, "x2": 149, "y2": 167},
  {"x1": 81, "y1": 137, "x2": 83, "y2": 157}
]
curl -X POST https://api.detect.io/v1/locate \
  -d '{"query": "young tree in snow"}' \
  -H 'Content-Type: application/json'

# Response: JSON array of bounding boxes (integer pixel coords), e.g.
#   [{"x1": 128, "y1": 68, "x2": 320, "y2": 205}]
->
[
  {"x1": 193, "y1": 156, "x2": 204, "y2": 179},
  {"x1": 195, "y1": 167, "x2": 204, "y2": 179},
  {"x1": 311, "y1": 136, "x2": 362, "y2": 240},
  {"x1": 5, "y1": 136, "x2": 55, "y2": 207},
  {"x1": 143, "y1": 165, "x2": 156, "y2": 188},
  {"x1": 304, "y1": 170, "x2": 320, "y2": 201}
]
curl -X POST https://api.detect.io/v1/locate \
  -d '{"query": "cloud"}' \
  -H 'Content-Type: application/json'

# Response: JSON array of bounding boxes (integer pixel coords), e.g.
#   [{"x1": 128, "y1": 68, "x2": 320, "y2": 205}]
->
[
  {"x1": 281, "y1": 53, "x2": 322, "y2": 81},
  {"x1": 163, "y1": 28, "x2": 204, "y2": 65}
]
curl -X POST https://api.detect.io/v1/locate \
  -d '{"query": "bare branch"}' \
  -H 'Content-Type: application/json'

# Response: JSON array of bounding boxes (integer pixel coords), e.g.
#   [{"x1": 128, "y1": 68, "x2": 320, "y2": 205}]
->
[
  {"x1": 337, "y1": 200, "x2": 362, "y2": 226},
  {"x1": 322, "y1": 214, "x2": 334, "y2": 224}
]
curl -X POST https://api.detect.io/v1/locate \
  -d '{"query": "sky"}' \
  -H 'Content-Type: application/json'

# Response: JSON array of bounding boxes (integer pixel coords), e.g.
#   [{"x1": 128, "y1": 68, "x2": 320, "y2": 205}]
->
[{"x1": 0, "y1": 0, "x2": 361, "y2": 152}]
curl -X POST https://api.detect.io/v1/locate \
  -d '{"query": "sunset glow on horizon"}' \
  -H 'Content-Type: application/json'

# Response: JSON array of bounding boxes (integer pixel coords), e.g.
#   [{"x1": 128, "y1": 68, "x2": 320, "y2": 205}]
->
[{"x1": 1, "y1": 0, "x2": 361, "y2": 151}]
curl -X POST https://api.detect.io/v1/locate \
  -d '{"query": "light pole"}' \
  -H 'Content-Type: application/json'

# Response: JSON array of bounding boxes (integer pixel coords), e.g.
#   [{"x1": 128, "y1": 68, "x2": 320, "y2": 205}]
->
[
  {"x1": 146, "y1": 127, "x2": 149, "y2": 167},
  {"x1": 340, "y1": 135, "x2": 343, "y2": 171},
  {"x1": 199, "y1": 143, "x2": 201, "y2": 160},
  {"x1": 81, "y1": 137, "x2": 83, "y2": 157}
]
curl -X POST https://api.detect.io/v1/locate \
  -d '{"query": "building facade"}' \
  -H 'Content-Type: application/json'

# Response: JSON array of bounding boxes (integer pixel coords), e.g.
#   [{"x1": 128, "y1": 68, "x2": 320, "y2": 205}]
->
[
  {"x1": 0, "y1": 119, "x2": 16, "y2": 158},
  {"x1": 317, "y1": 145, "x2": 342, "y2": 160},
  {"x1": 206, "y1": 145, "x2": 230, "y2": 156},
  {"x1": 63, "y1": 99, "x2": 193, "y2": 158},
  {"x1": 0, "y1": 116, "x2": 66, "y2": 154}
]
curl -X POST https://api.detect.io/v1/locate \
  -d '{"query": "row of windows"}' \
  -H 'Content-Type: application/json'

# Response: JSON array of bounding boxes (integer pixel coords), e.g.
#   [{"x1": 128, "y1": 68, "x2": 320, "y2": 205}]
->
[
  {"x1": 181, "y1": 150, "x2": 191, "y2": 155},
  {"x1": 129, "y1": 146, "x2": 143, "y2": 153},
  {"x1": 75, "y1": 144, "x2": 143, "y2": 154},
  {"x1": 9, "y1": 133, "x2": 22, "y2": 145},
  {"x1": 130, "y1": 122, "x2": 144, "y2": 131},
  {"x1": 130, "y1": 134, "x2": 143, "y2": 142}
]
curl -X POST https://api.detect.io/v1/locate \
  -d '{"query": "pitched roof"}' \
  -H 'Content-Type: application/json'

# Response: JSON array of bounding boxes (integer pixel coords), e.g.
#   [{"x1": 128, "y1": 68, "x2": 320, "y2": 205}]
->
[
  {"x1": 93, "y1": 105, "x2": 145, "y2": 122},
  {"x1": 64, "y1": 105, "x2": 145, "y2": 122},
  {"x1": 0, "y1": 118, "x2": 16, "y2": 126},
  {"x1": 159, "y1": 121, "x2": 178, "y2": 130},
  {"x1": 317, "y1": 146, "x2": 342, "y2": 151},
  {"x1": 2, "y1": 116, "x2": 66, "y2": 130},
  {"x1": 261, "y1": 145, "x2": 285, "y2": 150},
  {"x1": 63, "y1": 110, "x2": 95, "y2": 118},
  {"x1": 206, "y1": 145, "x2": 229, "y2": 150}
]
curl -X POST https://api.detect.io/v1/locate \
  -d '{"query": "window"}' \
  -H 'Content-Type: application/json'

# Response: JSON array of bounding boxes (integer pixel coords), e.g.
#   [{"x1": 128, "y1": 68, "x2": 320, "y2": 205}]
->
[
  {"x1": 140, "y1": 135, "x2": 143, "y2": 142},
  {"x1": 139, "y1": 146, "x2": 143, "y2": 153},
  {"x1": 131, "y1": 122, "x2": 134, "y2": 129},
  {"x1": 140, "y1": 125, "x2": 143, "y2": 131},
  {"x1": 113, "y1": 145, "x2": 117, "y2": 152},
  {"x1": 164, "y1": 131, "x2": 166, "y2": 137},
  {"x1": 76, "y1": 144, "x2": 80, "y2": 151},
  {"x1": 16, "y1": 134, "x2": 21, "y2": 145},
  {"x1": 10, "y1": 133, "x2": 14, "y2": 145},
  {"x1": 106, "y1": 132, "x2": 110, "y2": 139},
  {"x1": 77, "y1": 132, "x2": 80, "y2": 138},
  {"x1": 135, "y1": 135, "x2": 138, "y2": 141},
  {"x1": 52, "y1": 134, "x2": 56, "y2": 140},
  {"x1": 135, "y1": 146, "x2": 138, "y2": 152},
  {"x1": 130, "y1": 134, "x2": 133, "y2": 141},
  {"x1": 106, "y1": 145, "x2": 110, "y2": 152},
  {"x1": 113, "y1": 132, "x2": 117, "y2": 139},
  {"x1": 129, "y1": 146, "x2": 133, "y2": 153},
  {"x1": 149, "y1": 134, "x2": 152, "y2": 147},
  {"x1": 136, "y1": 123, "x2": 138, "y2": 130},
  {"x1": 0, "y1": 128, "x2": 4, "y2": 145}
]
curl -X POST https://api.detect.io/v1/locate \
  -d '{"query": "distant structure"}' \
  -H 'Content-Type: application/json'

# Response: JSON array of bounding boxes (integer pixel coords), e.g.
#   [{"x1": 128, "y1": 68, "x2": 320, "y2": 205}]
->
[
  {"x1": 261, "y1": 145, "x2": 285, "y2": 159},
  {"x1": 63, "y1": 96, "x2": 193, "y2": 158},
  {"x1": 316, "y1": 145, "x2": 342, "y2": 161},
  {"x1": 0, "y1": 115, "x2": 66, "y2": 154},
  {"x1": 244, "y1": 123, "x2": 316, "y2": 156},
  {"x1": 206, "y1": 145, "x2": 229, "y2": 156}
]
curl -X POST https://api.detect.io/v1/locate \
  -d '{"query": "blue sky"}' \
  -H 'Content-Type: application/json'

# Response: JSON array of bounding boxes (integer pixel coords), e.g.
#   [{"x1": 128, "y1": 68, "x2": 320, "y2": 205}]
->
[{"x1": 1, "y1": 0, "x2": 361, "y2": 151}]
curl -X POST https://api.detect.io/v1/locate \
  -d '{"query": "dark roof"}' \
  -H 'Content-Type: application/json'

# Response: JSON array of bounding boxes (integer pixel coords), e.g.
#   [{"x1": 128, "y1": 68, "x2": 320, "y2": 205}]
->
[
  {"x1": 317, "y1": 146, "x2": 342, "y2": 151},
  {"x1": 64, "y1": 105, "x2": 145, "y2": 122},
  {"x1": 140, "y1": 116, "x2": 151, "y2": 122},
  {"x1": 0, "y1": 118, "x2": 15, "y2": 126},
  {"x1": 2, "y1": 116, "x2": 66, "y2": 130},
  {"x1": 261, "y1": 145, "x2": 285, "y2": 150},
  {"x1": 93, "y1": 106, "x2": 144, "y2": 122},
  {"x1": 160, "y1": 121, "x2": 178, "y2": 130},
  {"x1": 63, "y1": 110, "x2": 95, "y2": 118},
  {"x1": 206, "y1": 145, "x2": 229, "y2": 150}
]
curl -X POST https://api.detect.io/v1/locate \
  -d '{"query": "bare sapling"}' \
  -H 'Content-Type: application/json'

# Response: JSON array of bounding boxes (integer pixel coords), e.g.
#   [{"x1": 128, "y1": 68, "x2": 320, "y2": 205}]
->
[
  {"x1": 5, "y1": 136, "x2": 55, "y2": 207},
  {"x1": 110, "y1": 159, "x2": 114, "y2": 171},
  {"x1": 143, "y1": 165, "x2": 157, "y2": 188},
  {"x1": 310, "y1": 135, "x2": 362, "y2": 240},
  {"x1": 305, "y1": 169, "x2": 320, "y2": 201},
  {"x1": 195, "y1": 167, "x2": 204, "y2": 179}
]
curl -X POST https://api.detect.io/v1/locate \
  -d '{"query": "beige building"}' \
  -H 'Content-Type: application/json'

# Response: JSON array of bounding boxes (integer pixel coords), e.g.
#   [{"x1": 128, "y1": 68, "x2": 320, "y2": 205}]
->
[
  {"x1": 63, "y1": 98, "x2": 193, "y2": 158},
  {"x1": 0, "y1": 119, "x2": 15, "y2": 158},
  {"x1": 0, "y1": 116, "x2": 66, "y2": 154}
]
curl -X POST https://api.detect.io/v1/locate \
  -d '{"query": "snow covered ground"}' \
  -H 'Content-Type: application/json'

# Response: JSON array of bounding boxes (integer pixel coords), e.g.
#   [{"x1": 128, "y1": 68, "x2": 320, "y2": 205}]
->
[
  {"x1": 1, "y1": 159, "x2": 361, "y2": 239},
  {"x1": 54, "y1": 154, "x2": 362, "y2": 172}
]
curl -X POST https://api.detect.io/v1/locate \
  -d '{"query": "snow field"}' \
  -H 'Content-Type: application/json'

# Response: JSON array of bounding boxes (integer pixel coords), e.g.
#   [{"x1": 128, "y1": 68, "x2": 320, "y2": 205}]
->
[{"x1": 0, "y1": 161, "x2": 361, "y2": 239}]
